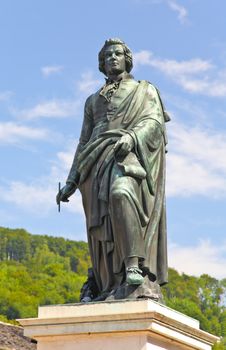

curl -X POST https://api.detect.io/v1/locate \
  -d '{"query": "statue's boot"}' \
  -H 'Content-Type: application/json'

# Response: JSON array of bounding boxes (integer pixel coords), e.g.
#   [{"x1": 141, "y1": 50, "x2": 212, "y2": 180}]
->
[{"x1": 126, "y1": 267, "x2": 144, "y2": 285}]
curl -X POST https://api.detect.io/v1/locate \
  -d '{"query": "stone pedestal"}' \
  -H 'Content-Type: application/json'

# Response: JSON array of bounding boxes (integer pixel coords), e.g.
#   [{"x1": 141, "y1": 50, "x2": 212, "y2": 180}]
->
[{"x1": 19, "y1": 299, "x2": 219, "y2": 350}]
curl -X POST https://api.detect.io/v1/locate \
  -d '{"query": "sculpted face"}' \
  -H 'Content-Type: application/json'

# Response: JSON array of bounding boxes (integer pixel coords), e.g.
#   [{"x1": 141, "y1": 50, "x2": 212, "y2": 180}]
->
[{"x1": 104, "y1": 44, "x2": 126, "y2": 77}]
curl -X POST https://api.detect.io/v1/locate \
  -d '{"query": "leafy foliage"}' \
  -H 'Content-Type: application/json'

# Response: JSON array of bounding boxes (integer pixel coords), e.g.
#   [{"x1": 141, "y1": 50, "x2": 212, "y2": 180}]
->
[
  {"x1": 0, "y1": 226, "x2": 225, "y2": 348},
  {"x1": 0, "y1": 227, "x2": 90, "y2": 319},
  {"x1": 162, "y1": 269, "x2": 226, "y2": 348}
]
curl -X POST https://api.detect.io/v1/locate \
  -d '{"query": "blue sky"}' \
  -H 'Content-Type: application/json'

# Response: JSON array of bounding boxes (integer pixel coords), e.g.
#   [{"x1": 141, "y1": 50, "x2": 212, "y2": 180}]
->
[{"x1": 1, "y1": 0, "x2": 226, "y2": 279}]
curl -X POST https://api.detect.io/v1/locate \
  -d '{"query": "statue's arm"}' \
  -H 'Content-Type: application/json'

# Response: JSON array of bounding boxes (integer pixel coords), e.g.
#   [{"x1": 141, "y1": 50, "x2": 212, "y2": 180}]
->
[
  {"x1": 114, "y1": 84, "x2": 165, "y2": 158},
  {"x1": 130, "y1": 84, "x2": 166, "y2": 150},
  {"x1": 66, "y1": 95, "x2": 94, "y2": 186},
  {"x1": 56, "y1": 96, "x2": 94, "y2": 203}
]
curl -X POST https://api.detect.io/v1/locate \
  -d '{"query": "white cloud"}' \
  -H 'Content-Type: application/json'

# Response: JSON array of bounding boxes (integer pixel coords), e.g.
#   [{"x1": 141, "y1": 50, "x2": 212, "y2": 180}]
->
[
  {"x1": 134, "y1": 50, "x2": 226, "y2": 97},
  {"x1": 178, "y1": 74, "x2": 226, "y2": 97},
  {"x1": 0, "y1": 175, "x2": 83, "y2": 216},
  {"x1": 169, "y1": 240, "x2": 226, "y2": 279},
  {"x1": 77, "y1": 71, "x2": 102, "y2": 95},
  {"x1": 50, "y1": 143, "x2": 77, "y2": 186},
  {"x1": 49, "y1": 143, "x2": 84, "y2": 214},
  {"x1": 0, "y1": 180, "x2": 83, "y2": 215},
  {"x1": 1, "y1": 181, "x2": 56, "y2": 212},
  {"x1": 153, "y1": 57, "x2": 212, "y2": 75},
  {"x1": 0, "y1": 122, "x2": 49, "y2": 144},
  {"x1": 10, "y1": 71, "x2": 102, "y2": 122},
  {"x1": 0, "y1": 142, "x2": 83, "y2": 215},
  {"x1": 133, "y1": 51, "x2": 152, "y2": 67},
  {"x1": 170, "y1": 122, "x2": 226, "y2": 173},
  {"x1": 66, "y1": 192, "x2": 84, "y2": 214},
  {"x1": 146, "y1": 0, "x2": 188, "y2": 24},
  {"x1": 0, "y1": 91, "x2": 13, "y2": 101},
  {"x1": 167, "y1": 1, "x2": 188, "y2": 24},
  {"x1": 41, "y1": 65, "x2": 64, "y2": 77},
  {"x1": 134, "y1": 50, "x2": 213, "y2": 75},
  {"x1": 57, "y1": 147, "x2": 77, "y2": 171},
  {"x1": 166, "y1": 121, "x2": 226, "y2": 198},
  {"x1": 12, "y1": 98, "x2": 81, "y2": 120},
  {"x1": 167, "y1": 154, "x2": 226, "y2": 197},
  {"x1": 163, "y1": 94, "x2": 208, "y2": 123}
]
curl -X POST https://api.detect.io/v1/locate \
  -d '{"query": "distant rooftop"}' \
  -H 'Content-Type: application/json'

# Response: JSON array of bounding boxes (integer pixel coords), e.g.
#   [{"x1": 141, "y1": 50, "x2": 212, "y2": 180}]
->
[{"x1": 0, "y1": 322, "x2": 36, "y2": 350}]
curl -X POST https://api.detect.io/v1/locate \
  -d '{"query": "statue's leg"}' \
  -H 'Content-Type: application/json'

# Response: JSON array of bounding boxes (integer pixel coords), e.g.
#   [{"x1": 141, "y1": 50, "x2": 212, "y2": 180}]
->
[
  {"x1": 88, "y1": 222, "x2": 116, "y2": 298},
  {"x1": 109, "y1": 175, "x2": 146, "y2": 284},
  {"x1": 107, "y1": 174, "x2": 164, "y2": 300},
  {"x1": 80, "y1": 170, "x2": 116, "y2": 299}
]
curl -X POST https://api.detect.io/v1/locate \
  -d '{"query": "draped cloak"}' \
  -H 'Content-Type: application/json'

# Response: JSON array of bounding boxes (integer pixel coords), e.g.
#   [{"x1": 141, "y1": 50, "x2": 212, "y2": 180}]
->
[{"x1": 67, "y1": 76, "x2": 170, "y2": 295}]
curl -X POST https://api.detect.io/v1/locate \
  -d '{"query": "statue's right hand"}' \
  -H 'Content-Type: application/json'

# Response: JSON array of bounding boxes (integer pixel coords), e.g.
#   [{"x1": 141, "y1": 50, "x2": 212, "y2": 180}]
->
[{"x1": 56, "y1": 183, "x2": 77, "y2": 204}]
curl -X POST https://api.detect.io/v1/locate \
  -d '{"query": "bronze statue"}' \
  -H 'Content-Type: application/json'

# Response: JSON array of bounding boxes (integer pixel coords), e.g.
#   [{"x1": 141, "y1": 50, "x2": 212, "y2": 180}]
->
[{"x1": 57, "y1": 38, "x2": 170, "y2": 301}]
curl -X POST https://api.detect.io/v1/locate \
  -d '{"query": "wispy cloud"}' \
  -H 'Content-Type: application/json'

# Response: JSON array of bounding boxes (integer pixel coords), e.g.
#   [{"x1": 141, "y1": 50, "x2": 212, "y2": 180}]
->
[
  {"x1": 169, "y1": 240, "x2": 226, "y2": 279},
  {"x1": 51, "y1": 143, "x2": 84, "y2": 213},
  {"x1": 77, "y1": 71, "x2": 102, "y2": 95},
  {"x1": 0, "y1": 122, "x2": 49, "y2": 144},
  {"x1": 0, "y1": 142, "x2": 83, "y2": 215},
  {"x1": 12, "y1": 98, "x2": 81, "y2": 120},
  {"x1": 56, "y1": 147, "x2": 77, "y2": 171},
  {"x1": 147, "y1": 0, "x2": 188, "y2": 24},
  {"x1": 0, "y1": 179, "x2": 83, "y2": 215},
  {"x1": 134, "y1": 50, "x2": 226, "y2": 97},
  {"x1": 134, "y1": 51, "x2": 213, "y2": 75},
  {"x1": 167, "y1": 121, "x2": 226, "y2": 198},
  {"x1": 167, "y1": 1, "x2": 188, "y2": 24},
  {"x1": 47, "y1": 143, "x2": 84, "y2": 214},
  {"x1": 0, "y1": 91, "x2": 13, "y2": 101},
  {"x1": 10, "y1": 71, "x2": 102, "y2": 122},
  {"x1": 178, "y1": 73, "x2": 226, "y2": 97},
  {"x1": 41, "y1": 65, "x2": 64, "y2": 77},
  {"x1": 0, "y1": 177, "x2": 83, "y2": 217},
  {"x1": 1, "y1": 181, "x2": 56, "y2": 212}
]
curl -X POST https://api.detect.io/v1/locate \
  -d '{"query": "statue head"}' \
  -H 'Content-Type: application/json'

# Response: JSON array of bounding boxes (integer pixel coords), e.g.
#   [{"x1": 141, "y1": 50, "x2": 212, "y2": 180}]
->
[{"x1": 98, "y1": 38, "x2": 133, "y2": 76}]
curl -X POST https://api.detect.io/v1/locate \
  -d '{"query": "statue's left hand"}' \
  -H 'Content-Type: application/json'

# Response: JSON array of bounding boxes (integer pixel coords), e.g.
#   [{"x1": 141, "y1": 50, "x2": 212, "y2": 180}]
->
[{"x1": 114, "y1": 134, "x2": 134, "y2": 157}]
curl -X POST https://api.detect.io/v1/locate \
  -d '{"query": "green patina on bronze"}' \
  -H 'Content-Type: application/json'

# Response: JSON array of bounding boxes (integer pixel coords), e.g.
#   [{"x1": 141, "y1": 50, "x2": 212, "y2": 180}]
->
[{"x1": 57, "y1": 38, "x2": 170, "y2": 302}]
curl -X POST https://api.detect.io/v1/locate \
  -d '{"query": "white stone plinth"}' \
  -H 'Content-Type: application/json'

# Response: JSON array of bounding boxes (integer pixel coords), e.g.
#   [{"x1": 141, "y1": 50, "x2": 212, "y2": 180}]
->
[{"x1": 18, "y1": 299, "x2": 219, "y2": 350}]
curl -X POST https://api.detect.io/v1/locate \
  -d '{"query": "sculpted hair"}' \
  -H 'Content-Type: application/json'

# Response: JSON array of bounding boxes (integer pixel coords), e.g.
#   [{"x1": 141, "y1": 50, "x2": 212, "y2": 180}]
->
[{"x1": 98, "y1": 38, "x2": 133, "y2": 75}]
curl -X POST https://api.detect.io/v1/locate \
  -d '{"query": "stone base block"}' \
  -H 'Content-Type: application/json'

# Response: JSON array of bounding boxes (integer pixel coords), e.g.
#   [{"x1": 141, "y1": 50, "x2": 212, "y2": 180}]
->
[{"x1": 18, "y1": 299, "x2": 219, "y2": 350}]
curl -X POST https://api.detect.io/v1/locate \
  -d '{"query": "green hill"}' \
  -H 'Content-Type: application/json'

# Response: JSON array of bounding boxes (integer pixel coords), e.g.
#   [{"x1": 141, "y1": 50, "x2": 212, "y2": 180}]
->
[
  {"x1": 0, "y1": 226, "x2": 225, "y2": 349},
  {"x1": 0, "y1": 226, "x2": 90, "y2": 320}
]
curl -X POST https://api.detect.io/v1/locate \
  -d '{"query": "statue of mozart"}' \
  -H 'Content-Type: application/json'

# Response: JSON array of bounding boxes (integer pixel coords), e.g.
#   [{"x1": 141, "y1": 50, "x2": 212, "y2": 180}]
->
[{"x1": 57, "y1": 38, "x2": 170, "y2": 301}]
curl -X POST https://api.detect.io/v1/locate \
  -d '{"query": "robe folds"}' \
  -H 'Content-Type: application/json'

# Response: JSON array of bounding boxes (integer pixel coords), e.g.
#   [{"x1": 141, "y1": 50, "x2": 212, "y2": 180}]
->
[{"x1": 67, "y1": 76, "x2": 170, "y2": 295}]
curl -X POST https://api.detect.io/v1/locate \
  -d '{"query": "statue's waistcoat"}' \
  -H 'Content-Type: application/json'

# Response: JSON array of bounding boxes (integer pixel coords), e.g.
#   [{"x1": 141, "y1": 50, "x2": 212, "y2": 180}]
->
[{"x1": 91, "y1": 78, "x2": 139, "y2": 131}]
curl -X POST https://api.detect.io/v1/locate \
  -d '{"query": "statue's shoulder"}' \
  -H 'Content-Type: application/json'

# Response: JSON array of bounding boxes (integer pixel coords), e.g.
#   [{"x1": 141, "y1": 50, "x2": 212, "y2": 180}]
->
[
  {"x1": 147, "y1": 81, "x2": 158, "y2": 91},
  {"x1": 84, "y1": 90, "x2": 100, "y2": 108},
  {"x1": 124, "y1": 77, "x2": 139, "y2": 87},
  {"x1": 84, "y1": 86, "x2": 105, "y2": 113},
  {"x1": 86, "y1": 85, "x2": 104, "y2": 103},
  {"x1": 127, "y1": 76, "x2": 139, "y2": 84},
  {"x1": 85, "y1": 92, "x2": 95, "y2": 104},
  {"x1": 141, "y1": 80, "x2": 170, "y2": 122},
  {"x1": 137, "y1": 80, "x2": 159, "y2": 96}
]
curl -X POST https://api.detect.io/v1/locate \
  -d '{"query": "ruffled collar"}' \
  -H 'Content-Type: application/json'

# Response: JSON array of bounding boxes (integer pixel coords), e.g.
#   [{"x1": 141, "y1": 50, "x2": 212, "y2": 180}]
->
[
  {"x1": 100, "y1": 73, "x2": 134, "y2": 101},
  {"x1": 105, "y1": 72, "x2": 133, "y2": 84}
]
